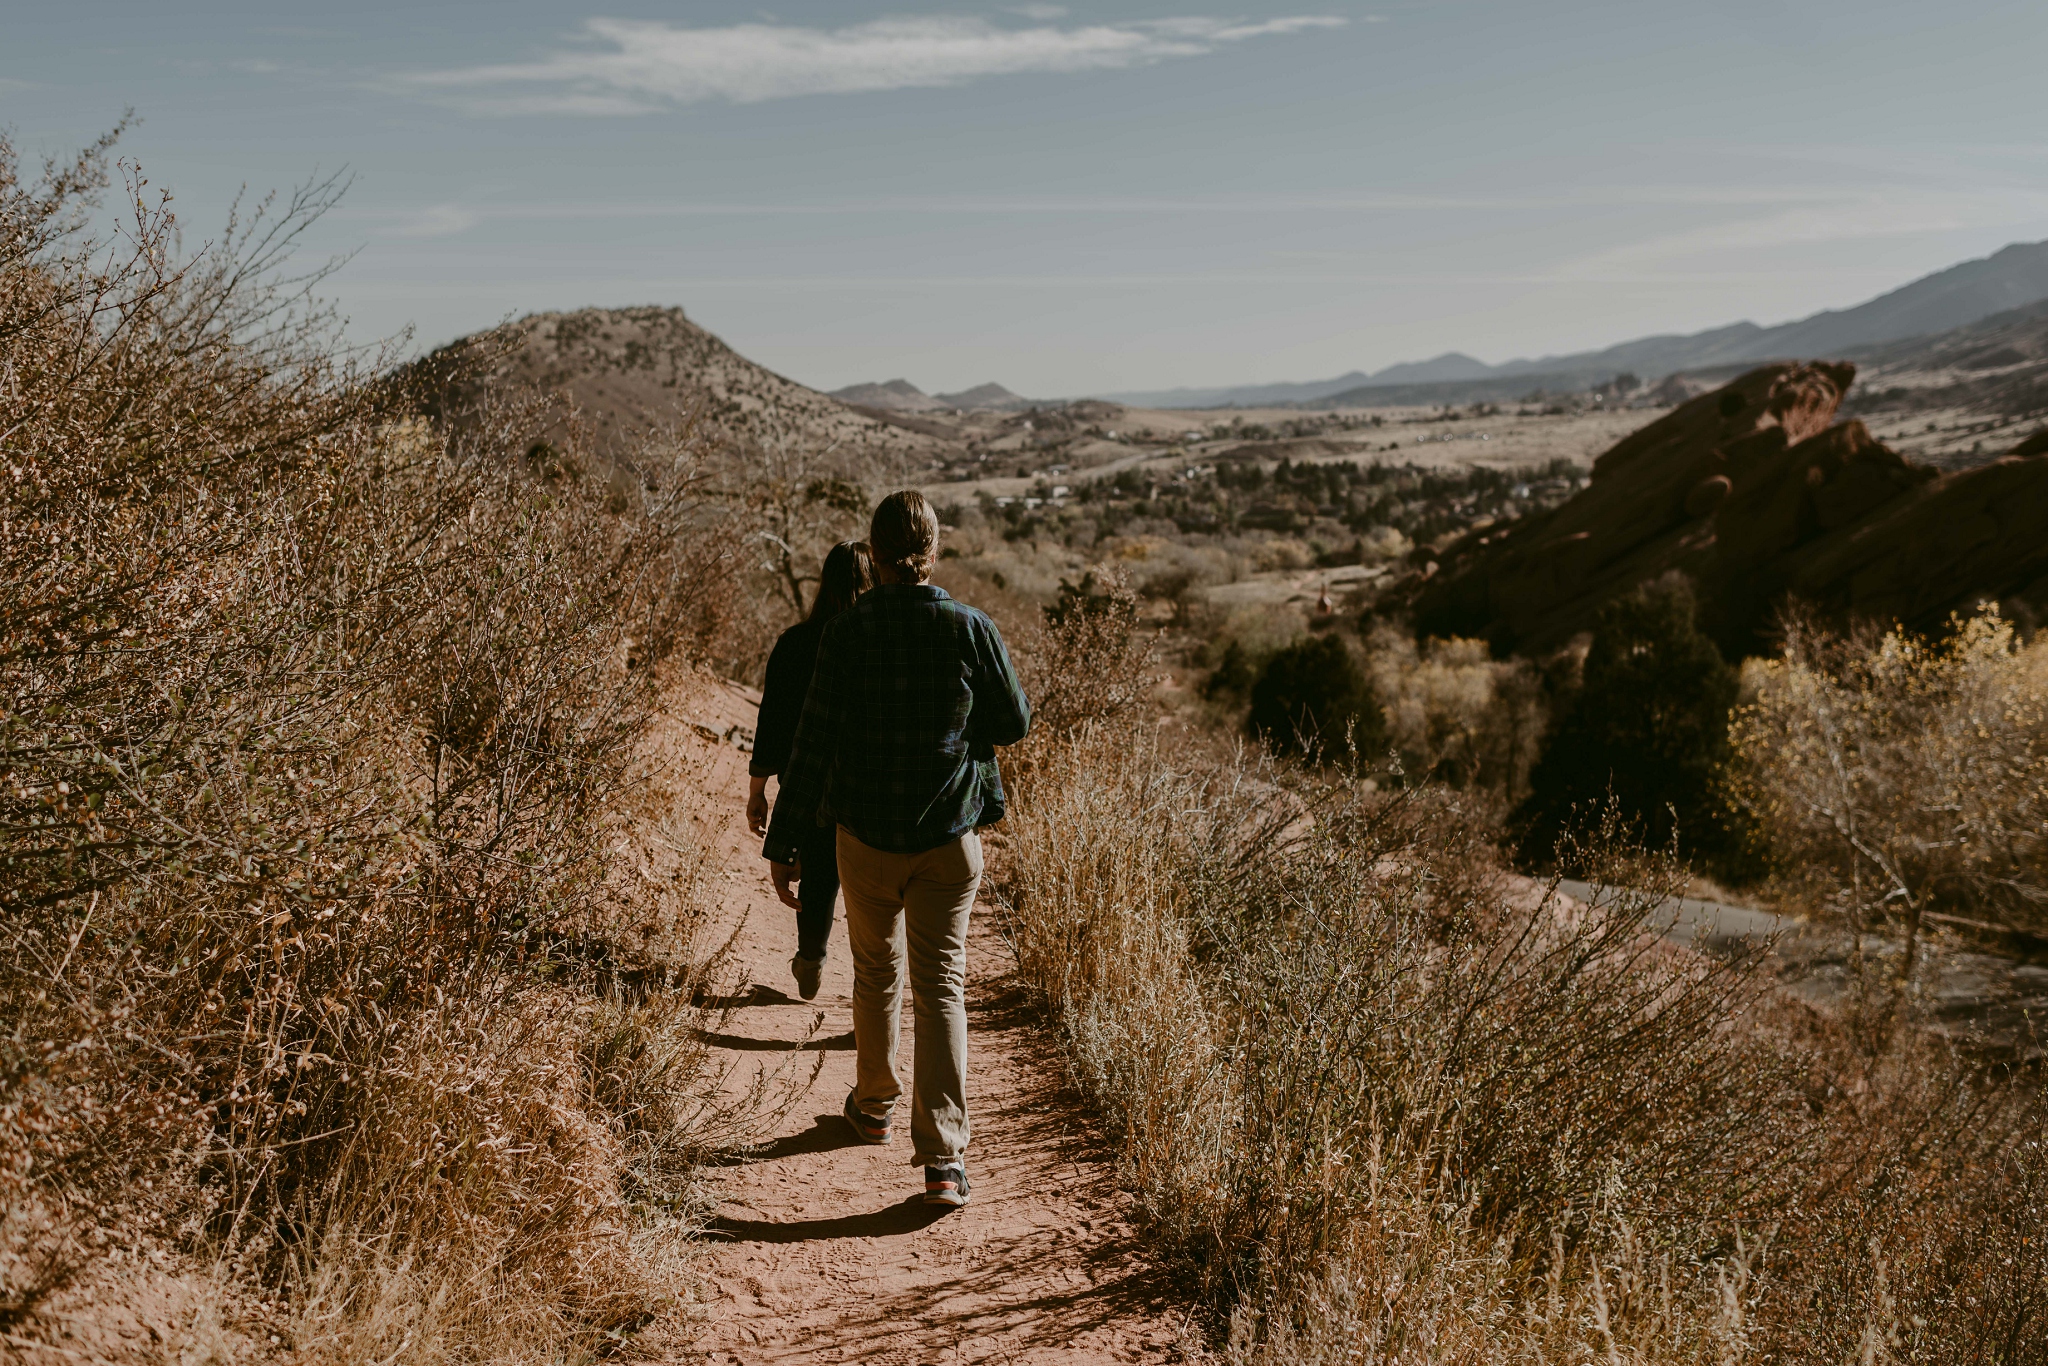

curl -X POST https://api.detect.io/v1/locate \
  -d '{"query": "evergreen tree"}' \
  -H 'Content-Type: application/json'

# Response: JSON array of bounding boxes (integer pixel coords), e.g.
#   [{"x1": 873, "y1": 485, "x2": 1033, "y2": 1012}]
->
[
  {"x1": 1202, "y1": 639, "x2": 1256, "y2": 701},
  {"x1": 1248, "y1": 633, "x2": 1389, "y2": 764},
  {"x1": 1516, "y1": 578, "x2": 1743, "y2": 866}
]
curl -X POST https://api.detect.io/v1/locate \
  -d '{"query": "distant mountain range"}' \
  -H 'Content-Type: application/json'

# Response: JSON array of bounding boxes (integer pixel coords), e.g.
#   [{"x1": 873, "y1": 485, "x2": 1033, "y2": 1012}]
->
[
  {"x1": 828, "y1": 378, "x2": 1031, "y2": 412},
  {"x1": 1102, "y1": 239, "x2": 2048, "y2": 409},
  {"x1": 1103, "y1": 352, "x2": 1498, "y2": 408}
]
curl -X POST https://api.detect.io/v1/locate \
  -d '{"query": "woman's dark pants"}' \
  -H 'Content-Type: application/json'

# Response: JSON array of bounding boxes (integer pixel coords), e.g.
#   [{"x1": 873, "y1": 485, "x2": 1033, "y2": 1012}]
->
[{"x1": 795, "y1": 822, "x2": 840, "y2": 962}]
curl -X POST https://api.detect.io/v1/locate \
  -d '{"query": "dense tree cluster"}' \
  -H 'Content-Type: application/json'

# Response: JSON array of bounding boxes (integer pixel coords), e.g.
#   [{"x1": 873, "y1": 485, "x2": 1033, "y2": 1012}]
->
[{"x1": 973, "y1": 456, "x2": 1582, "y2": 554}]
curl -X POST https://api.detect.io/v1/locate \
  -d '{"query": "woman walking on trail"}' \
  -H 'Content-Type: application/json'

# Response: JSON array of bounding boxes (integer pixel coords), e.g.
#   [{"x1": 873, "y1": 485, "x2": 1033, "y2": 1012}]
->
[
  {"x1": 748, "y1": 540, "x2": 876, "y2": 1002},
  {"x1": 761, "y1": 490, "x2": 1031, "y2": 1209}
]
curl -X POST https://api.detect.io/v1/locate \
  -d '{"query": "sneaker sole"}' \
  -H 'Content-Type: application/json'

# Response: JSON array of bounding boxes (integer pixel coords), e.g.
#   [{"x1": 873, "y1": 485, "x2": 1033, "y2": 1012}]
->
[{"x1": 843, "y1": 1097, "x2": 891, "y2": 1145}]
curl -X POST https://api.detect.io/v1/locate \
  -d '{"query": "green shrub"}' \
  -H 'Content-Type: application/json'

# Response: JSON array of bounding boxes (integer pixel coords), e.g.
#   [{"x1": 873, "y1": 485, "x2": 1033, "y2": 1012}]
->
[
  {"x1": 1515, "y1": 576, "x2": 1748, "y2": 869},
  {"x1": 1201, "y1": 638, "x2": 1257, "y2": 701},
  {"x1": 1247, "y1": 633, "x2": 1388, "y2": 764}
]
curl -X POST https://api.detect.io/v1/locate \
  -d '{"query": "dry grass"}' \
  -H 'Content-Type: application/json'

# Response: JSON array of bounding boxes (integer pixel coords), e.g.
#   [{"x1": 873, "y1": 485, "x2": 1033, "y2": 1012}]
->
[
  {"x1": 993, "y1": 724, "x2": 2047, "y2": 1362},
  {"x1": 0, "y1": 133, "x2": 764, "y2": 1359}
]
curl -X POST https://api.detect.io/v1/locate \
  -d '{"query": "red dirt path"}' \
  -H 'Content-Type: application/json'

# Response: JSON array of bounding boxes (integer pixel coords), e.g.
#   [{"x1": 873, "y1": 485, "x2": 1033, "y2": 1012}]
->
[{"x1": 655, "y1": 677, "x2": 1191, "y2": 1365}]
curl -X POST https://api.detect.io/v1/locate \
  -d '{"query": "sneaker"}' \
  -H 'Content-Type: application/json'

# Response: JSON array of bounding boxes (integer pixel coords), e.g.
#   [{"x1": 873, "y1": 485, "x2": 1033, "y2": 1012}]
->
[
  {"x1": 923, "y1": 1163, "x2": 970, "y2": 1207},
  {"x1": 842, "y1": 1092, "x2": 891, "y2": 1145},
  {"x1": 790, "y1": 952, "x2": 823, "y2": 1001}
]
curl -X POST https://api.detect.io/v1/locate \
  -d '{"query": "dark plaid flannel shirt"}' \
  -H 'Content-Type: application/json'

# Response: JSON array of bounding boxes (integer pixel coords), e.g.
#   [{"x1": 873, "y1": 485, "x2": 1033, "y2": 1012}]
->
[{"x1": 762, "y1": 584, "x2": 1031, "y2": 863}]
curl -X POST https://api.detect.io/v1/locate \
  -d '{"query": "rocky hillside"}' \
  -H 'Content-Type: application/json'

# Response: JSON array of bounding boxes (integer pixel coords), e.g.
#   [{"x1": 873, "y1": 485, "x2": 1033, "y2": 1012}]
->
[
  {"x1": 413, "y1": 306, "x2": 947, "y2": 469},
  {"x1": 828, "y1": 378, "x2": 1036, "y2": 413},
  {"x1": 829, "y1": 378, "x2": 950, "y2": 412},
  {"x1": 1392, "y1": 361, "x2": 2048, "y2": 656},
  {"x1": 1846, "y1": 299, "x2": 2048, "y2": 427}
]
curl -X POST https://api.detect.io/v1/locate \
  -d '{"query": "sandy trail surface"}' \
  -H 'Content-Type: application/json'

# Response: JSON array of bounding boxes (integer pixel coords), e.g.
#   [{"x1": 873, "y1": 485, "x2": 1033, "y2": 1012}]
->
[{"x1": 657, "y1": 677, "x2": 1189, "y2": 1365}]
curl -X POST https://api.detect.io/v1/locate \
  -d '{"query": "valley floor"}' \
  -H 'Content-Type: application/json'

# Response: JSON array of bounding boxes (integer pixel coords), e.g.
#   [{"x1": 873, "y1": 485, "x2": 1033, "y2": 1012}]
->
[{"x1": 926, "y1": 404, "x2": 1653, "y2": 503}]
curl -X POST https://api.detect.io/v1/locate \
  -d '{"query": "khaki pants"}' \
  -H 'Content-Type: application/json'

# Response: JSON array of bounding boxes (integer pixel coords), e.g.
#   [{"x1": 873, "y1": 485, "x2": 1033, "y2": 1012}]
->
[{"x1": 835, "y1": 826, "x2": 981, "y2": 1167}]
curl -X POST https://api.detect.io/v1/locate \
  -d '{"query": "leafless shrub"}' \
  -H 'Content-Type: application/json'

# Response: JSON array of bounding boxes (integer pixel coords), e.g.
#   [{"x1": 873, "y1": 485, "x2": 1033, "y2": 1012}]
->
[
  {"x1": 1, "y1": 131, "x2": 751, "y2": 1356},
  {"x1": 1015, "y1": 566, "x2": 1160, "y2": 744},
  {"x1": 666, "y1": 419, "x2": 898, "y2": 680},
  {"x1": 1729, "y1": 607, "x2": 2048, "y2": 1028}
]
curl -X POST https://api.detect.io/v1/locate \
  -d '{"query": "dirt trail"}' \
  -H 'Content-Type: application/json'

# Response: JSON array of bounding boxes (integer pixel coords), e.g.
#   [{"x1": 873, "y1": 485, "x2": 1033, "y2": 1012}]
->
[{"x1": 655, "y1": 677, "x2": 1189, "y2": 1365}]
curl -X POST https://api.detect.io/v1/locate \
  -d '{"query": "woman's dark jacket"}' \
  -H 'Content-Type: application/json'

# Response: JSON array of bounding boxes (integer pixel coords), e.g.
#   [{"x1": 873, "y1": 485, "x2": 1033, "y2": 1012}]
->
[{"x1": 751, "y1": 618, "x2": 826, "y2": 779}]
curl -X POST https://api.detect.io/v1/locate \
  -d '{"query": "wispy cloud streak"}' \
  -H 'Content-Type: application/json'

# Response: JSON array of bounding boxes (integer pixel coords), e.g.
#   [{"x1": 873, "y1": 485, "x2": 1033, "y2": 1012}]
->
[
  {"x1": 398, "y1": 13, "x2": 1346, "y2": 114},
  {"x1": 347, "y1": 183, "x2": 2037, "y2": 243},
  {"x1": 1552, "y1": 187, "x2": 2048, "y2": 281}
]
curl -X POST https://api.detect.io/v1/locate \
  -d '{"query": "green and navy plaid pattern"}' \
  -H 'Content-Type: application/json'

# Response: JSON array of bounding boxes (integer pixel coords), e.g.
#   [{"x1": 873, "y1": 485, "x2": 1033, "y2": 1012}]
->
[{"x1": 763, "y1": 584, "x2": 1030, "y2": 863}]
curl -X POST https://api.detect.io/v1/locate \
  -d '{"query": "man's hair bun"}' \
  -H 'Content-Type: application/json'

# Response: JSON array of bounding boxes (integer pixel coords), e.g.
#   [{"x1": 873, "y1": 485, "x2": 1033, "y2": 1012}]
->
[{"x1": 870, "y1": 490, "x2": 940, "y2": 582}]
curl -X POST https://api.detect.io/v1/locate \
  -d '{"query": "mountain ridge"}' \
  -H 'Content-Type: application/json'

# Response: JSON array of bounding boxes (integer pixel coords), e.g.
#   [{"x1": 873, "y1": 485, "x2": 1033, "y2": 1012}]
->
[
  {"x1": 933, "y1": 381, "x2": 1032, "y2": 410},
  {"x1": 1099, "y1": 239, "x2": 2048, "y2": 409},
  {"x1": 829, "y1": 378, "x2": 949, "y2": 413}
]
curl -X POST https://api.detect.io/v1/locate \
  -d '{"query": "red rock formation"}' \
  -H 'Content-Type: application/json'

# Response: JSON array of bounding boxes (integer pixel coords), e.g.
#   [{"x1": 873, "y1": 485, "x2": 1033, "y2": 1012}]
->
[
  {"x1": 1776, "y1": 447, "x2": 2048, "y2": 636},
  {"x1": 1402, "y1": 362, "x2": 2048, "y2": 654}
]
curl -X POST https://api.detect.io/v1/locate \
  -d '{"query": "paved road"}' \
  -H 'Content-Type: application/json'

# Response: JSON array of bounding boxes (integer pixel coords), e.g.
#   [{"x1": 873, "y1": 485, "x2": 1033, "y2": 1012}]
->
[
  {"x1": 1555, "y1": 879, "x2": 2047, "y2": 1058},
  {"x1": 1557, "y1": 879, "x2": 1786, "y2": 949}
]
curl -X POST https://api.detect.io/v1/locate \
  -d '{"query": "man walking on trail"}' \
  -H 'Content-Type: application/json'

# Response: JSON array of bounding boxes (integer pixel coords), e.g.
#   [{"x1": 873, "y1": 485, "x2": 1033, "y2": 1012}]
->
[{"x1": 761, "y1": 490, "x2": 1031, "y2": 1208}]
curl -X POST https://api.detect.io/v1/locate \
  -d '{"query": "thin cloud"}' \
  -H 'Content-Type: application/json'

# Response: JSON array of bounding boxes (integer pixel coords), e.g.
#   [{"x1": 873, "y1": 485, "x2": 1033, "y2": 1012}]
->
[
  {"x1": 398, "y1": 13, "x2": 1347, "y2": 113},
  {"x1": 386, "y1": 205, "x2": 483, "y2": 239},
  {"x1": 340, "y1": 185, "x2": 1864, "y2": 232},
  {"x1": 1553, "y1": 188, "x2": 2048, "y2": 281}
]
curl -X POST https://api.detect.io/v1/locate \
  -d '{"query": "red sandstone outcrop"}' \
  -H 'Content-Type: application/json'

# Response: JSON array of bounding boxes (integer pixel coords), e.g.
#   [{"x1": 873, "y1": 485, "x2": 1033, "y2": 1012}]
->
[{"x1": 1400, "y1": 362, "x2": 2048, "y2": 654}]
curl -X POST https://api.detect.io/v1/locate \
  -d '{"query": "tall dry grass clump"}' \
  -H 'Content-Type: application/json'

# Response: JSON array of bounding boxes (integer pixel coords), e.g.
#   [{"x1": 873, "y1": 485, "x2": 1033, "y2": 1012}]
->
[
  {"x1": 998, "y1": 724, "x2": 2045, "y2": 1358},
  {"x1": 994, "y1": 731, "x2": 1244, "y2": 1251},
  {"x1": 1, "y1": 133, "x2": 747, "y2": 1358}
]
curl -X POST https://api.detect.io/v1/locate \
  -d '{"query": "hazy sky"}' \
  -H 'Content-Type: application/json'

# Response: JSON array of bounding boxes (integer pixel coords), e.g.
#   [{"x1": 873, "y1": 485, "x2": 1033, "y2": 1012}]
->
[{"x1": 6, "y1": 1, "x2": 2045, "y2": 395}]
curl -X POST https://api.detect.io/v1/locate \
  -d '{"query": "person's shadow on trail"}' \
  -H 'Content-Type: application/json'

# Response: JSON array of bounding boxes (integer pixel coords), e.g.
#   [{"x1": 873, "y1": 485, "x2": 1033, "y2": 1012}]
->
[
  {"x1": 691, "y1": 1027, "x2": 855, "y2": 1052},
  {"x1": 691, "y1": 984, "x2": 798, "y2": 1009},
  {"x1": 706, "y1": 1195, "x2": 953, "y2": 1243},
  {"x1": 703, "y1": 1113, "x2": 869, "y2": 1167},
  {"x1": 702, "y1": 1114, "x2": 961, "y2": 1239}
]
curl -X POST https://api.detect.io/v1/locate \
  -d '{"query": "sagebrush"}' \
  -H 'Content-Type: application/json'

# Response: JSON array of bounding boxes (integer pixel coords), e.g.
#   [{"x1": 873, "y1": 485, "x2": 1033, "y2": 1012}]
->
[{"x1": 1, "y1": 133, "x2": 752, "y2": 1360}]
